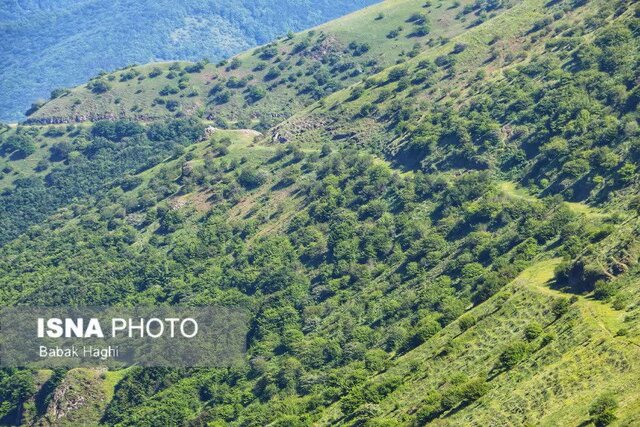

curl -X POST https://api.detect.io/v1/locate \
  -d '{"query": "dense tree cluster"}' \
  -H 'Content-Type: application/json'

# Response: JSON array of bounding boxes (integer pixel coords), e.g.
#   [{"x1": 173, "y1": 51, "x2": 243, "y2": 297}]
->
[{"x1": 0, "y1": 119, "x2": 203, "y2": 244}]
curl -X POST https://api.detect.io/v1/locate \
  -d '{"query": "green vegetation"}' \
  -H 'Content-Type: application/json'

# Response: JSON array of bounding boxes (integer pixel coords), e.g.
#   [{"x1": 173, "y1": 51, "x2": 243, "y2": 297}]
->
[
  {"x1": 1, "y1": 0, "x2": 640, "y2": 425},
  {"x1": 29, "y1": 0, "x2": 498, "y2": 130},
  {"x1": 0, "y1": 0, "x2": 378, "y2": 122}
]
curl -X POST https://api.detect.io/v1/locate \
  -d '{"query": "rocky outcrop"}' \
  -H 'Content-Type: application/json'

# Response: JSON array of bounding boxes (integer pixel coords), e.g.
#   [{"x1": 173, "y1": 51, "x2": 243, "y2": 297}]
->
[
  {"x1": 34, "y1": 368, "x2": 108, "y2": 427},
  {"x1": 25, "y1": 113, "x2": 162, "y2": 125}
]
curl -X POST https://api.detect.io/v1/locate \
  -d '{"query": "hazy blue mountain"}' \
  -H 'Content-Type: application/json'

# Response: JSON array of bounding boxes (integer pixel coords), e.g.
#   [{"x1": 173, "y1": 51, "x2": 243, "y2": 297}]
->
[{"x1": 0, "y1": 0, "x2": 378, "y2": 122}]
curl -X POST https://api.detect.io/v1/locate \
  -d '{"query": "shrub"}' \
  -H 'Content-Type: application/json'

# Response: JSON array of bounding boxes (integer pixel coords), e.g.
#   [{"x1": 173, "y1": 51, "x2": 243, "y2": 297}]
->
[
  {"x1": 611, "y1": 293, "x2": 629, "y2": 310},
  {"x1": 407, "y1": 12, "x2": 428, "y2": 24},
  {"x1": 35, "y1": 159, "x2": 50, "y2": 172},
  {"x1": 3, "y1": 134, "x2": 36, "y2": 157},
  {"x1": 499, "y1": 341, "x2": 529, "y2": 369},
  {"x1": 87, "y1": 79, "x2": 111, "y2": 94},
  {"x1": 524, "y1": 322, "x2": 543, "y2": 341},
  {"x1": 359, "y1": 103, "x2": 377, "y2": 117},
  {"x1": 459, "y1": 378, "x2": 489, "y2": 402},
  {"x1": 541, "y1": 332, "x2": 556, "y2": 346},
  {"x1": 264, "y1": 68, "x2": 281, "y2": 81},
  {"x1": 411, "y1": 25, "x2": 430, "y2": 37},
  {"x1": 119, "y1": 69, "x2": 139, "y2": 81},
  {"x1": 562, "y1": 158, "x2": 590, "y2": 178},
  {"x1": 453, "y1": 43, "x2": 468, "y2": 54},
  {"x1": 279, "y1": 166, "x2": 300, "y2": 187},
  {"x1": 25, "y1": 100, "x2": 46, "y2": 116},
  {"x1": 412, "y1": 317, "x2": 441, "y2": 345},
  {"x1": 349, "y1": 42, "x2": 370, "y2": 56},
  {"x1": 185, "y1": 61, "x2": 206, "y2": 73},
  {"x1": 215, "y1": 91, "x2": 231, "y2": 104},
  {"x1": 50, "y1": 88, "x2": 70, "y2": 99},
  {"x1": 260, "y1": 45, "x2": 279, "y2": 60},
  {"x1": 44, "y1": 127, "x2": 65, "y2": 137},
  {"x1": 458, "y1": 315, "x2": 477, "y2": 331},
  {"x1": 238, "y1": 168, "x2": 268, "y2": 189},
  {"x1": 387, "y1": 66, "x2": 408, "y2": 82},
  {"x1": 594, "y1": 280, "x2": 617, "y2": 300},
  {"x1": 228, "y1": 58, "x2": 242, "y2": 70},
  {"x1": 349, "y1": 86, "x2": 365, "y2": 101},
  {"x1": 165, "y1": 100, "x2": 180, "y2": 112},
  {"x1": 364, "y1": 349, "x2": 389, "y2": 371},
  {"x1": 415, "y1": 391, "x2": 443, "y2": 423},
  {"x1": 246, "y1": 86, "x2": 267, "y2": 103},
  {"x1": 226, "y1": 76, "x2": 248, "y2": 89},
  {"x1": 589, "y1": 393, "x2": 618, "y2": 426},
  {"x1": 149, "y1": 67, "x2": 163, "y2": 78},
  {"x1": 435, "y1": 55, "x2": 455, "y2": 68},
  {"x1": 159, "y1": 85, "x2": 179, "y2": 96},
  {"x1": 552, "y1": 298, "x2": 571, "y2": 318}
]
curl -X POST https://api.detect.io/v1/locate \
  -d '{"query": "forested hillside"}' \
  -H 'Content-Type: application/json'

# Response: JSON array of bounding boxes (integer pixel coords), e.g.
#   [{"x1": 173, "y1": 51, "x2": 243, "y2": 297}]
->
[
  {"x1": 0, "y1": 0, "x2": 378, "y2": 122},
  {"x1": 1, "y1": 0, "x2": 640, "y2": 425}
]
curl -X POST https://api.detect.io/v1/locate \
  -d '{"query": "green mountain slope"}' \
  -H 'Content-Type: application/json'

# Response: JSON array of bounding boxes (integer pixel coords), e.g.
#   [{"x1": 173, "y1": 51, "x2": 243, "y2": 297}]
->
[
  {"x1": 0, "y1": 0, "x2": 378, "y2": 122},
  {"x1": 27, "y1": 0, "x2": 513, "y2": 130},
  {"x1": 318, "y1": 258, "x2": 640, "y2": 425},
  {"x1": 1, "y1": 0, "x2": 639, "y2": 425}
]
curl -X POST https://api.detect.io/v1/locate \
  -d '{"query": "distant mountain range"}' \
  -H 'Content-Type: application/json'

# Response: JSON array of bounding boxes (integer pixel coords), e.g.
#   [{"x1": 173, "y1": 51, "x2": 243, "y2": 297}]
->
[{"x1": 0, "y1": 0, "x2": 378, "y2": 122}]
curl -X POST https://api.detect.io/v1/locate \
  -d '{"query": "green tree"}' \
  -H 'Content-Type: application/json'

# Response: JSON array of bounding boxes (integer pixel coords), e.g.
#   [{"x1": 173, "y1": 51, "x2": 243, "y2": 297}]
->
[
  {"x1": 589, "y1": 393, "x2": 618, "y2": 426},
  {"x1": 499, "y1": 341, "x2": 529, "y2": 369}
]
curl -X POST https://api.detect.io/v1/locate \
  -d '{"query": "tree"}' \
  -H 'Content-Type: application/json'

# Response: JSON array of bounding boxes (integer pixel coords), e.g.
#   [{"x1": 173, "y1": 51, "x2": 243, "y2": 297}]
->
[
  {"x1": 388, "y1": 66, "x2": 408, "y2": 82},
  {"x1": 524, "y1": 322, "x2": 543, "y2": 341},
  {"x1": 50, "y1": 88, "x2": 70, "y2": 99},
  {"x1": 264, "y1": 68, "x2": 281, "y2": 81},
  {"x1": 594, "y1": 280, "x2": 617, "y2": 301},
  {"x1": 364, "y1": 349, "x2": 389, "y2": 371},
  {"x1": 459, "y1": 378, "x2": 489, "y2": 403},
  {"x1": 562, "y1": 158, "x2": 590, "y2": 178},
  {"x1": 246, "y1": 86, "x2": 267, "y2": 103},
  {"x1": 149, "y1": 67, "x2": 163, "y2": 78},
  {"x1": 415, "y1": 391, "x2": 443, "y2": 423},
  {"x1": 458, "y1": 314, "x2": 477, "y2": 332},
  {"x1": 166, "y1": 100, "x2": 180, "y2": 112},
  {"x1": 50, "y1": 141, "x2": 73, "y2": 161},
  {"x1": 0, "y1": 370, "x2": 36, "y2": 420},
  {"x1": 499, "y1": 341, "x2": 529, "y2": 369},
  {"x1": 3, "y1": 134, "x2": 35, "y2": 157},
  {"x1": 411, "y1": 317, "x2": 441, "y2": 347},
  {"x1": 552, "y1": 298, "x2": 571, "y2": 318},
  {"x1": 25, "y1": 100, "x2": 46, "y2": 116},
  {"x1": 87, "y1": 79, "x2": 111, "y2": 93},
  {"x1": 238, "y1": 168, "x2": 268, "y2": 189},
  {"x1": 589, "y1": 393, "x2": 618, "y2": 426},
  {"x1": 618, "y1": 162, "x2": 636, "y2": 184}
]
